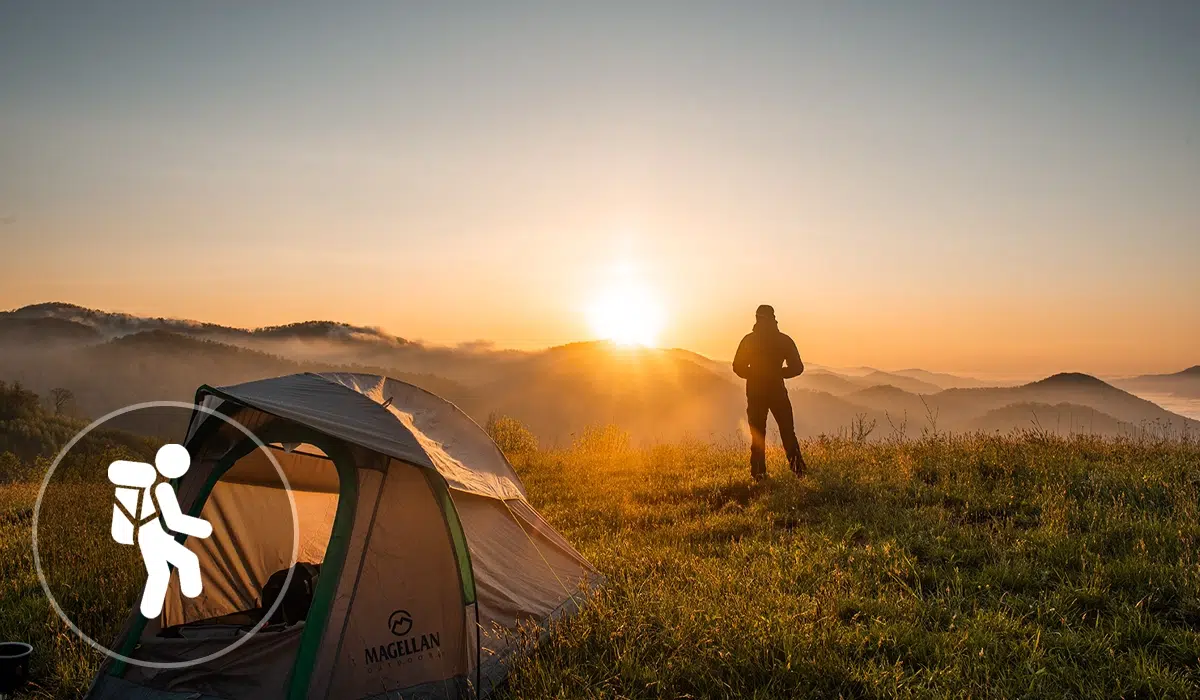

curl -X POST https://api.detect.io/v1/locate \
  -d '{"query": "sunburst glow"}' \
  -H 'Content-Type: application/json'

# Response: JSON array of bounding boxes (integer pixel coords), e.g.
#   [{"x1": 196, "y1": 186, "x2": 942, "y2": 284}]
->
[{"x1": 588, "y1": 280, "x2": 665, "y2": 347}]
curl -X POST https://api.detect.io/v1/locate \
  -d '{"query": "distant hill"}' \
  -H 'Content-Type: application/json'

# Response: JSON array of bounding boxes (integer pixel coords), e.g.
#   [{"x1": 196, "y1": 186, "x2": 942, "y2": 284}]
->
[
  {"x1": 786, "y1": 389, "x2": 898, "y2": 438},
  {"x1": 968, "y1": 402, "x2": 1131, "y2": 436},
  {"x1": 793, "y1": 370, "x2": 864, "y2": 396},
  {"x1": 4, "y1": 302, "x2": 410, "y2": 349},
  {"x1": 889, "y1": 368, "x2": 1016, "y2": 390},
  {"x1": 250, "y1": 320, "x2": 411, "y2": 346},
  {"x1": 827, "y1": 372, "x2": 1199, "y2": 438},
  {"x1": 473, "y1": 341, "x2": 744, "y2": 444},
  {"x1": 5, "y1": 302, "x2": 242, "y2": 339},
  {"x1": 0, "y1": 316, "x2": 102, "y2": 345},
  {"x1": 933, "y1": 373, "x2": 1199, "y2": 436},
  {"x1": 3, "y1": 303, "x2": 1197, "y2": 443},
  {"x1": 0, "y1": 302, "x2": 527, "y2": 386},
  {"x1": 844, "y1": 385, "x2": 930, "y2": 425},
  {"x1": 662, "y1": 347, "x2": 738, "y2": 381},
  {"x1": 0, "y1": 328, "x2": 473, "y2": 439},
  {"x1": 859, "y1": 370, "x2": 941, "y2": 395},
  {"x1": 1113, "y1": 366, "x2": 1200, "y2": 400},
  {"x1": 795, "y1": 369, "x2": 962, "y2": 396}
]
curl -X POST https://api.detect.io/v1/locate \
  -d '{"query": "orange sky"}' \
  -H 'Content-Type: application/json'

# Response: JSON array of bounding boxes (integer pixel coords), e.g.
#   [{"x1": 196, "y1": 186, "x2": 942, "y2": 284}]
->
[
  {"x1": 2, "y1": 4, "x2": 1198, "y2": 377},
  {"x1": 3, "y1": 232, "x2": 1195, "y2": 378}
]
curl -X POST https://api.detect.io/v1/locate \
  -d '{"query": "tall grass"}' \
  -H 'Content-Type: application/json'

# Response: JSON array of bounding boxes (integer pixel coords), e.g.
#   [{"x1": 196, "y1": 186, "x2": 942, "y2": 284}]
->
[
  {"x1": 1, "y1": 431, "x2": 1198, "y2": 698},
  {"x1": 503, "y1": 432, "x2": 1200, "y2": 698},
  {"x1": 0, "y1": 481, "x2": 142, "y2": 698}
]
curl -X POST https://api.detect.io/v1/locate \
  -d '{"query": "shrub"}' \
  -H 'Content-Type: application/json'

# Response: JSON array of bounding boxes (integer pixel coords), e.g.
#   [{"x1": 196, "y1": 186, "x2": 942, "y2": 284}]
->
[
  {"x1": 0, "y1": 451, "x2": 31, "y2": 484},
  {"x1": 486, "y1": 414, "x2": 539, "y2": 457},
  {"x1": 572, "y1": 424, "x2": 631, "y2": 455},
  {"x1": 0, "y1": 381, "x2": 41, "y2": 421},
  {"x1": 0, "y1": 382, "x2": 157, "y2": 469}
]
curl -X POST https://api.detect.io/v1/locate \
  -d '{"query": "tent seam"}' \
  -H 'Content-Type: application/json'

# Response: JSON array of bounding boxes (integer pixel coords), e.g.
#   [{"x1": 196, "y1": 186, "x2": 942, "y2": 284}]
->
[{"x1": 313, "y1": 372, "x2": 524, "y2": 495}]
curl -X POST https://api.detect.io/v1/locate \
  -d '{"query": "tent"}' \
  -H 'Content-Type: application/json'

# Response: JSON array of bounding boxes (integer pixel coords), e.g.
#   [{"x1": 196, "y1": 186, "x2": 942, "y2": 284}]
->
[{"x1": 87, "y1": 372, "x2": 600, "y2": 700}]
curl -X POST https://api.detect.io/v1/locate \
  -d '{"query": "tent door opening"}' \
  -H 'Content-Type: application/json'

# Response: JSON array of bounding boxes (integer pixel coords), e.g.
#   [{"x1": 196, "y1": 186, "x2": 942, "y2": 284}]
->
[{"x1": 112, "y1": 425, "x2": 361, "y2": 700}]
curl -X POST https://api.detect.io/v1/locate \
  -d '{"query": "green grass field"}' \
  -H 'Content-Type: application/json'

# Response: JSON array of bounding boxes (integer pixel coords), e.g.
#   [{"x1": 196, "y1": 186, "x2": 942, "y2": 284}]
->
[{"x1": 3, "y1": 433, "x2": 1200, "y2": 698}]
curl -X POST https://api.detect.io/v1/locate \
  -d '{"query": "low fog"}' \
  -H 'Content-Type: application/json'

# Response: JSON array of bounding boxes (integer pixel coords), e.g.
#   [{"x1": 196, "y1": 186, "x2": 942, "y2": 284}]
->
[{"x1": 2, "y1": 303, "x2": 1198, "y2": 445}]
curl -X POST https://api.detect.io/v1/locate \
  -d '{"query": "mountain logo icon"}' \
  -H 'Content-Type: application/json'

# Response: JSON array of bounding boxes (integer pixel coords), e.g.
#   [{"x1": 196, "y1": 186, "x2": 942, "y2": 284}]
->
[{"x1": 388, "y1": 609, "x2": 413, "y2": 637}]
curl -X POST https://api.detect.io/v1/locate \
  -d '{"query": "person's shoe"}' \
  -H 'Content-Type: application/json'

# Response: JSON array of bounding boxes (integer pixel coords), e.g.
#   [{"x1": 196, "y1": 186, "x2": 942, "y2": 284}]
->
[
  {"x1": 789, "y1": 454, "x2": 807, "y2": 477},
  {"x1": 751, "y1": 470, "x2": 767, "y2": 483}
]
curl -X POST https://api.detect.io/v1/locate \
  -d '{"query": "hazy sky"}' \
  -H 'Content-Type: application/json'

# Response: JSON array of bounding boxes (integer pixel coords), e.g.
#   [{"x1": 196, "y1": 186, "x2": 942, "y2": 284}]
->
[{"x1": 2, "y1": 2, "x2": 1197, "y2": 376}]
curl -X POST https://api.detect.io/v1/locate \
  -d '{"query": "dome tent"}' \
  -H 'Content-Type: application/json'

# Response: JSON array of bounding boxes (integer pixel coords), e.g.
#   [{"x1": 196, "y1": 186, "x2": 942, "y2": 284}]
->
[{"x1": 87, "y1": 372, "x2": 600, "y2": 700}]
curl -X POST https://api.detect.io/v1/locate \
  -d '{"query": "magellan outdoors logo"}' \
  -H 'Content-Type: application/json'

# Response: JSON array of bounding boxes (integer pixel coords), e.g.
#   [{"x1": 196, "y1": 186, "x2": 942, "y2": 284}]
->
[{"x1": 362, "y1": 610, "x2": 442, "y2": 668}]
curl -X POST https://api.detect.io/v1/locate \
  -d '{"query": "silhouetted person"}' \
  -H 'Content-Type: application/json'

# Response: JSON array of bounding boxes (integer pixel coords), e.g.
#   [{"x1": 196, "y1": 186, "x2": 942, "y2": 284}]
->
[{"x1": 733, "y1": 305, "x2": 805, "y2": 480}]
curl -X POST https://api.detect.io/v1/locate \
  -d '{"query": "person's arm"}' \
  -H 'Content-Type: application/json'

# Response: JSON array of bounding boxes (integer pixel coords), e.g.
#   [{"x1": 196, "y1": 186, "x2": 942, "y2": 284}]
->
[
  {"x1": 732, "y1": 336, "x2": 751, "y2": 378},
  {"x1": 154, "y1": 483, "x2": 213, "y2": 538},
  {"x1": 781, "y1": 336, "x2": 804, "y2": 379}
]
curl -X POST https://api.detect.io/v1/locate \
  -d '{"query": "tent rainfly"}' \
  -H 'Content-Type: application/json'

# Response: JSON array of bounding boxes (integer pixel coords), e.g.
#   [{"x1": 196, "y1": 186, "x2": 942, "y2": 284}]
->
[{"x1": 86, "y1": 372, "x2": 600, "y2": 700}]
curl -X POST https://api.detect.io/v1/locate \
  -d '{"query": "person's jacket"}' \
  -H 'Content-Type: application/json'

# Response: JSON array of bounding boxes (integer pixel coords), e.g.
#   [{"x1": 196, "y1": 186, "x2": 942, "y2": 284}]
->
[{"x1": 733, "y1": 321, "x2": 804, "y2": 394}]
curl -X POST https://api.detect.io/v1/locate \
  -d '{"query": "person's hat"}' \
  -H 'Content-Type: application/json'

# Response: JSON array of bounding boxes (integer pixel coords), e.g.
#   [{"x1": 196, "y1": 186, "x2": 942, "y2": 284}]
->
[{"x1": 755, "y1": 304, "x2": 775, "y2": 320}]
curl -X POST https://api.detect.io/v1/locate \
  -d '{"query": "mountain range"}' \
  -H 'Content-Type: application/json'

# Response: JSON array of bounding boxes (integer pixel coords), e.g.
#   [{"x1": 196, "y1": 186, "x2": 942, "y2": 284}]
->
[
  {"x1": 1112, "y1": 366, "x2": 1200, "y2": 399},
  {"x1": 1, "y1": 302, "x2": 1196, "y2": 445}
]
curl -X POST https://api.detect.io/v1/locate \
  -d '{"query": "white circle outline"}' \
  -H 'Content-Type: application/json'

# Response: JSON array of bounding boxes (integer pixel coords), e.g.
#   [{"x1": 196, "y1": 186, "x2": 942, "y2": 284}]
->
[{"x1": 31, "y1": 400, "x2": 301, "y2": 670}]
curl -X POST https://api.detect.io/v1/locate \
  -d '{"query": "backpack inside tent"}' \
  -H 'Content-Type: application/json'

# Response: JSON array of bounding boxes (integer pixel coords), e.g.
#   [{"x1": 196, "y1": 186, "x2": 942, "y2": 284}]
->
[{"x1": 86, "y1": 372, "x2": 601, "y2": 700}]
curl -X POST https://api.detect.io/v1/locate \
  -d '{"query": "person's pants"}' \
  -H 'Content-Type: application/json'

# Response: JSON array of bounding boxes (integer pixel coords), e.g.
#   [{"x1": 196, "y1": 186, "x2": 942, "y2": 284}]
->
[{"x1": 747, "y1": 387, "x2": 801, "y2": 477}]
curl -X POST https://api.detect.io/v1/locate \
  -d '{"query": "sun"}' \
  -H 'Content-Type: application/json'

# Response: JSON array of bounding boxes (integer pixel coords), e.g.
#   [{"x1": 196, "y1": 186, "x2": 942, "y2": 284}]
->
[{"x1": 587, "y1": 280, "x2": 665, "y2": 347}]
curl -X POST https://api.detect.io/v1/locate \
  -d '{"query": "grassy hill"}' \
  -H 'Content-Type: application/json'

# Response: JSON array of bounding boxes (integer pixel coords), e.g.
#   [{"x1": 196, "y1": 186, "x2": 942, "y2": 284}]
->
[
  {"x1": 3, "y1": 432, "x2": 1199, "y2": 698},
  {"x1": 500, "y1": 433, "x2": 1200, "y2": 698}
]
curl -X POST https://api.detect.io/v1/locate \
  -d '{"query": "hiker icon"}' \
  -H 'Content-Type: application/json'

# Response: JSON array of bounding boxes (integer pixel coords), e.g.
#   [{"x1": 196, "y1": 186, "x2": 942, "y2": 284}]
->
[{"x1": 108, "y1": 444, "x2": 213, "y2": 618}]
